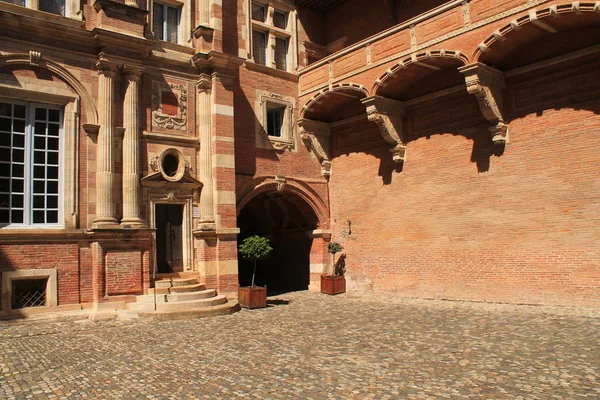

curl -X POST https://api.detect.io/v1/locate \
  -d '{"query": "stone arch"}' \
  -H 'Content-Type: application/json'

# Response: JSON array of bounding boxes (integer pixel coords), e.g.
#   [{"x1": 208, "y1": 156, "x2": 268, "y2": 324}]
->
[
  {"x1": 473, "y1": 2, "x2": 600, "y2": 64},
  {"x1": 0, "y1": 52, "x2": 98, "y2": 125},
  {"x1": 373, "y1": 49, "x2": 470, "y2": 92},
  {"x1": 237, "y1": 176, "x2": 329, "y2": 229},
  {"x1": 300, "y1": 82, "x2": 369, "y2": 121}
]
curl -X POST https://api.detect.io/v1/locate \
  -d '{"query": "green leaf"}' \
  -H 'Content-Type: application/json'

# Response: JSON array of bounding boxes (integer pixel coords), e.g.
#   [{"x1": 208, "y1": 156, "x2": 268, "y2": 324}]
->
[{"x1": 239, "y1": 235, "x2": 273, "y2": 262}]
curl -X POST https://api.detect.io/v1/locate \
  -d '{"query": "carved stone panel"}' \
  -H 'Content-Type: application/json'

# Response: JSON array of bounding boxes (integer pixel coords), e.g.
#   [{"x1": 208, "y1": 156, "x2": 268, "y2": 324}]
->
[{"x1": 151, "y1": 81, "x2": 188, "y2": 132}]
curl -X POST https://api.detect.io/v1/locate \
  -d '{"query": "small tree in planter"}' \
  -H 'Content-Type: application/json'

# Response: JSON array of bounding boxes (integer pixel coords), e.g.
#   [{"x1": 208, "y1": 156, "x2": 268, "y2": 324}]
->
[
  {"x1": 321, "y1": 241, "x2": 346, "y2": 295},
  {"x1": 238, "y1": 235, "x2": 273, "y2": 308}
]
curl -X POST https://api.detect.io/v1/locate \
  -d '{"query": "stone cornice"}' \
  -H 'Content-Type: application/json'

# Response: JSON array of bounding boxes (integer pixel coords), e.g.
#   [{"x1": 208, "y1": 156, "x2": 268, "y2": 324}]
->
[{"x1": 93, "y1": 28, "x2": 153, "y2": 58}]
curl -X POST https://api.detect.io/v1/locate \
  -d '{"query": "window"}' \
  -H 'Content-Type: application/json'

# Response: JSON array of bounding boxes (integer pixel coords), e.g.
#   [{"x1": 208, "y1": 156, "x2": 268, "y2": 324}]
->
[
  {"x1": 249, "y1": 2, "x2": 295, "y2": 72},
  {"x1": 0, "y1": 100, "x2": 62, "y2": 227},
  {"x1": 39, "y1": 0, "x2": 65, "y2": 15},
  {"x1": 267, "y1": 104, "x2": 285, "y2": 137},
  {"x1": 153, "y1": 2, "x2": 179, "y2": 43},
  {"x1": 252, "y1": 30, "x2": 267, "y2": 66},
  {"x1": 255, "y1": 91, "x2": 295, "y2": 151},
  {"x1": 1, "y1": 0, "x2": 66, "y2": 16}
]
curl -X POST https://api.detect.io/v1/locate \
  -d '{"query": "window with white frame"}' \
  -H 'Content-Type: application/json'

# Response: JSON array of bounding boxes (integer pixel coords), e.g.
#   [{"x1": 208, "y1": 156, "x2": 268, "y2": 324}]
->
[
  {"x1": 250, "y1": 1, "x2": 295, "y2": 72},
  {"x1": 153, "y1": 1, "x2": 180, "y2": 44},
  {"x1": 0, "y1": 100, "x2": 63, "y2": 227}
]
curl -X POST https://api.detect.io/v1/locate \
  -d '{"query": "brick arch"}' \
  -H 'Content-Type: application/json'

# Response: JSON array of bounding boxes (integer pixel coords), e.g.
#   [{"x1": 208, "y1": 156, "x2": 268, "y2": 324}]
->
[
  {"x1": 0, "y1": 53, "x2": 98, "y2": 125},
  {"x1": 237, "y1": 176, "x2": 329, "y2": 229},
  {"x1": 373, "y1": 49, "x2": 470, "y2": 93},
  {"x1": 473, "y1": 2, "x2": 600, "y2": 62},
  {"x1": 300, "y1": 82, "x2": 369, "y2": 119}
]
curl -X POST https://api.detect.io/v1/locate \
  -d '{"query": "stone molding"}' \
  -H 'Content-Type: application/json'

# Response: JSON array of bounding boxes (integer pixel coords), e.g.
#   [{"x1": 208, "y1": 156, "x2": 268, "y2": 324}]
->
[
  {"x1": 297, "y1": 118, "x2": 332, "y2": 178},
  {"x1": 362, "y1": 96, "x2": 407, "y2": 163},
  {"x1": 459, "y1": 63, "x2": 508, "y2": 144}
]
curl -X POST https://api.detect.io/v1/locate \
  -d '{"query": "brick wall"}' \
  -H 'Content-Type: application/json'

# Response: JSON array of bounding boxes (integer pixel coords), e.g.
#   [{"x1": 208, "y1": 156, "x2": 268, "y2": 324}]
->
[{"x1": 328, "y1": 63, "x2": 600, "y2": 306}]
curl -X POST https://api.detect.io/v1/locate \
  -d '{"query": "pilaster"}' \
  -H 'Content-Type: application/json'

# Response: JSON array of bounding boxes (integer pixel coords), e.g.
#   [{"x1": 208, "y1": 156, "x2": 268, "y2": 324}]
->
[
  {"x1": 459, "y1": 63, "x2": 508, "y2": 144},
  {"x1": 196, "y1": 73, "x2": 215, "y2": 229},
  {"x1": 93, "y1": 55, "x2": 119, "y2": 228},
  {"x1": 298, "y1": 118, "x2": 332, "y2": 178},
  {"x1": 362, "y1": 96, "x2": 407, "y2": 163},
  {"x1": 121, "y1": 66, "x2": 144, "y2": 227}
]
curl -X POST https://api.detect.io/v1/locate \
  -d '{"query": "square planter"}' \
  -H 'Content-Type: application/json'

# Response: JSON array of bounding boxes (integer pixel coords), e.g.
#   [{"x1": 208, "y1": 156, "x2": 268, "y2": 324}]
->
[
  {"x1": 238, "y1": 286, "x2": 267, "y2": 309},
  {"x1": 321, "y1": 275, "x2": 346, "y2": 295}
]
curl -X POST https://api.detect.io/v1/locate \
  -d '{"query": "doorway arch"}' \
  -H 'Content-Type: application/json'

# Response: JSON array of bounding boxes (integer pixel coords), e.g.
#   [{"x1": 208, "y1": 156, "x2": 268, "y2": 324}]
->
[{"x1": 237, "y1": 187, "x2": 322, "y2": 294}]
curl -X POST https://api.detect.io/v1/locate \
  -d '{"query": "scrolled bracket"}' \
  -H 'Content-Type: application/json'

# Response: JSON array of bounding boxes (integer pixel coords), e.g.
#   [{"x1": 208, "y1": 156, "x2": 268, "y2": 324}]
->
[
  {"x1": 459, "y1": 63, "x2": 508, "y2": 144},
  {"x1": 362, "y1": 96, "x2": 406, "y2": 163},
  {"x1": 297, "y1": 118, "x2": 332, "y2": 178}
]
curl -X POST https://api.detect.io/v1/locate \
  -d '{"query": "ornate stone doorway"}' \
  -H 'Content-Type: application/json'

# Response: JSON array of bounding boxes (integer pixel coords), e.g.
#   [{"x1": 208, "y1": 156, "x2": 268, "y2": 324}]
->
[{"x1": 155, "y1": 204, "x2": 184, "y2": 273}]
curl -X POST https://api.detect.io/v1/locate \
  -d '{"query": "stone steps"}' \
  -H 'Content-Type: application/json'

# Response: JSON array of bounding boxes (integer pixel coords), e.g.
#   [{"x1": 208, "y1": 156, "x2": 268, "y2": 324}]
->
[{"x1": 122, "y1": 274, "x2": 239, "y2": 319}]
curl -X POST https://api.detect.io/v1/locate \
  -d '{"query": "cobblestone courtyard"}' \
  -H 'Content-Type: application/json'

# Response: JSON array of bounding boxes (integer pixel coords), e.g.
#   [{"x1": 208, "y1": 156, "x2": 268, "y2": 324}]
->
[{"x1": 1, "y1": 292, "x2": 599, "y2": 399}]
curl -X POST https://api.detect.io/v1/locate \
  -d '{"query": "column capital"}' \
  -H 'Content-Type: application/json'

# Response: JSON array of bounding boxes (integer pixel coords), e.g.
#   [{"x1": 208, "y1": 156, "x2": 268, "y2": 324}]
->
[
  {"x1": 196, "y1": 73, "x2": 213, "y2": 93},
  {"x1": 122, "y1": 65, "x2": 144, "y2": 81},
  {"x1": 95, "y1": 53, "x2": 119, "y2": 75}
]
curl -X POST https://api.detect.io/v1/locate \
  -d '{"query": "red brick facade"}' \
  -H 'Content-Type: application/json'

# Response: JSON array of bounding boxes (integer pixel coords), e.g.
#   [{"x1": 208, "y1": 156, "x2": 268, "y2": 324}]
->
[{"x1": 0, "y1": 0, "x2": 598, "y2": 314}]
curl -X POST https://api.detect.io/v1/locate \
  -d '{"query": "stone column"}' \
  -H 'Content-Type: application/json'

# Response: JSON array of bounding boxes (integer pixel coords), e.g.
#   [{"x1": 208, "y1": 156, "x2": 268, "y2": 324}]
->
[
  {"x1": 121, "y1": 67, "x2": 144, "y2": 227},
  {"x1": 197, "y1": 73, "x2": 215, "y2": 228},
  {"x1": 93, "y1": 57, "x2": 118, "y2": 227}
]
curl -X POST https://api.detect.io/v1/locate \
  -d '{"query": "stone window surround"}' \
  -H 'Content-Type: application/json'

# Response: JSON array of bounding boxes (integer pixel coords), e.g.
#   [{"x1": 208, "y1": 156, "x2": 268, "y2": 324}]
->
[
  {"x1": 247, "y1": 0, "x2": 298, "y2": 72},
  {"x1": 255, "y1": 90, "x2": 295, "y2": 151},
  {"x1": 1, "y1": 268, "x2": 58, "y2": 311},
  {"x1": 0, "y1": 87, "x2": 79, "y2": 230}
]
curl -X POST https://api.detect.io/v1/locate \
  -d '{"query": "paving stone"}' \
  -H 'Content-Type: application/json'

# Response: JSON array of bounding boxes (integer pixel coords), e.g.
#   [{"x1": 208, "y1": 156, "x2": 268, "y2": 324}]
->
[{"x1": 0, "y1": 292, "x2": 599, "y2": 399}]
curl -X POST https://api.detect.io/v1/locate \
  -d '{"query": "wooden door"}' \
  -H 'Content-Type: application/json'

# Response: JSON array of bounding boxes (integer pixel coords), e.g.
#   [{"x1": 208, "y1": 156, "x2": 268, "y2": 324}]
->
[{"x1": 155, "y1": 204, "x2": 184, "y2": 273}]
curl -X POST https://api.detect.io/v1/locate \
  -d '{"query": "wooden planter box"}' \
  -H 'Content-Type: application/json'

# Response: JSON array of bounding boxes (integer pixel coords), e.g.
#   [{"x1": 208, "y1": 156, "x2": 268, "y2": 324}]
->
[
  {"x1": 321, "y1": 275, "x2": 346, "y2": 295},
  {"x1": 238, "y1": 286, "x2": 267, "y2": 309}
]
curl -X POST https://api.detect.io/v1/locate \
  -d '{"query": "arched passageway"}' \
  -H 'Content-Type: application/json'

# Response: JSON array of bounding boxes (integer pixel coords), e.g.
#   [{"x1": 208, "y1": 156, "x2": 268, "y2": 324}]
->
[{"x1": 237, "y1": 190, "x2": 320, "y2": 294}]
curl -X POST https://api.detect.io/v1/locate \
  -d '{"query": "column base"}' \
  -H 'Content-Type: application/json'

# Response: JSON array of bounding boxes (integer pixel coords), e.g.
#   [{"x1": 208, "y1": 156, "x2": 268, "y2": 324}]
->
[
  {"x1": 92, "y1": 218, "x2": 120, "y2": 229},
  {"x1": 120, "y1": 218, "x2": 145, "y2": 229}
]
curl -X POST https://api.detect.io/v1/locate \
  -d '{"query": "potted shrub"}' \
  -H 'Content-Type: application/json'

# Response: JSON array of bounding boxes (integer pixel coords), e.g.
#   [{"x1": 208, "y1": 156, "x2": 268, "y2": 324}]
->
[
  {"x1": 238, "y1": 235, "x2": 273, "y2": 309},
  {"x1": 321, "y1": 241, "x2": 346, "y2": 295}
]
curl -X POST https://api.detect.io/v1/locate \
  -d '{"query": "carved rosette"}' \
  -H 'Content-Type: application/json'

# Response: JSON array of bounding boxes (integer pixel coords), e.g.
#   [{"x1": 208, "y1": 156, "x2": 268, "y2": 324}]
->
[
  {"x1": 459, "y1": 63, "x2": 508, "y2": 144},
  {"x1": 362, "y1": 96, "x2": 407, "y2": 163},
  {"x1": 151, "y1": 81, "x2": 188, "y2": 131},
  {"x1": 298, "y1": 119, "x2": 332, "y2": 178}
]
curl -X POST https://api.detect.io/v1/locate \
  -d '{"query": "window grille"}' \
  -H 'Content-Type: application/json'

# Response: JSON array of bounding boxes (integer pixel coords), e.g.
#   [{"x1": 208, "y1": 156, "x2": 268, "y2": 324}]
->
[
  {"x1": 275, "y1": 37, "x2": 288, "y2": 71},
  {"x1": 11, "y1": 279, "x2": 48, "y2": 309}
]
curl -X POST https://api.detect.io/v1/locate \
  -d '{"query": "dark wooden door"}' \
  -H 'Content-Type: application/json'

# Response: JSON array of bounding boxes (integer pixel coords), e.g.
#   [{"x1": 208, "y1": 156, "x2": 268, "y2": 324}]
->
[{"x1": 155, "y1": 204, "x2": 184, "y2": 273}]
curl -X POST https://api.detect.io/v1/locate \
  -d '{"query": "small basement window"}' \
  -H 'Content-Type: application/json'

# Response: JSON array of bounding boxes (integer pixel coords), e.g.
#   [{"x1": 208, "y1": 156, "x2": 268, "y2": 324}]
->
[{"x1": 11, "y1": 278, "x2": 48, "y2": 309}]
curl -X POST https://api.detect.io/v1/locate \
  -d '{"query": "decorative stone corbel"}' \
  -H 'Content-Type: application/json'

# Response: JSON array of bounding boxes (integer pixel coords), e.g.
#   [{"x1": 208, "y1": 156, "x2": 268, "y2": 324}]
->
[
  {"x1": 459, "y1": 63, "x2": 508, "y2": 144},
  {"x1": 361, "y1": 96, "x2": 406, "y2": 163},
  {"x1": 275, "y1": 175, "x2": 286, "y2": 192},
  {"x1": 297, "y1": 118, "x2": 332, "y2": 178}
]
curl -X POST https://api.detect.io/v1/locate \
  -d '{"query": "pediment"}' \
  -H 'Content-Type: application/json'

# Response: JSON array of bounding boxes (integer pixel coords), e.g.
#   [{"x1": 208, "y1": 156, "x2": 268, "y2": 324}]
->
[{"x1": 141, "y1": 172, "x2": 203, "y2": 189}]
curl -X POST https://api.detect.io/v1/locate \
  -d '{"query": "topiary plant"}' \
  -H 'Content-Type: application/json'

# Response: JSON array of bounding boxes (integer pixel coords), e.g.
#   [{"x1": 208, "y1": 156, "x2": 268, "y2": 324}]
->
[
  {"x1": 239, "y1": 235, "x2": 273, "y2": 287},
  {"x1": 328, "y1": 241, "x2": 344, "y2": 276}
]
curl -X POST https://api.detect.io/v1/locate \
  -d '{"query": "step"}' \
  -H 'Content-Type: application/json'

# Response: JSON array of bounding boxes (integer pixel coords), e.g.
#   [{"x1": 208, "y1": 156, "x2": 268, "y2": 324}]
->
[
  {"x1": 171, "y1": 278, "x2": 198, "y2": 287},
  {"x1": 132, "y1": 294, "x2": 166, "y2": 303},
  {"x1": 166, "y1": 289, "x2": 217, "y2": 303},
  {"x1": 148, "y1": 283, "x2": 206, "y2": 295},
  {"x1": 154, "y1": 272, "x2": 199, "y2": 280},
  {"x1": 155, "y1": 295, "x2": 228, "y2": 312},
  {"x1": 138, "y1": 300, "x2": 241, "y2": 320},
  {"x1": 126, "y1": 302, "x2": 158, "y2": 312}
]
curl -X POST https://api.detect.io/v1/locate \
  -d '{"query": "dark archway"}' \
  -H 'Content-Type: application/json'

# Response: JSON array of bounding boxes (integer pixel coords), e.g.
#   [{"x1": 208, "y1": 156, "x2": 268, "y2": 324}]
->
[{"x1": 237, "y1": 190, "x2": 319, "y2": 294}]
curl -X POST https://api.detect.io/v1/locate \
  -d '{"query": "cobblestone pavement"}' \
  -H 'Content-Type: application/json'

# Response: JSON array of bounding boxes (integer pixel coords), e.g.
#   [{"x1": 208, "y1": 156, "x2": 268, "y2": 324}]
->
[{"x1": 1, "y1": 292, "x2": 599, "y2": 399}]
